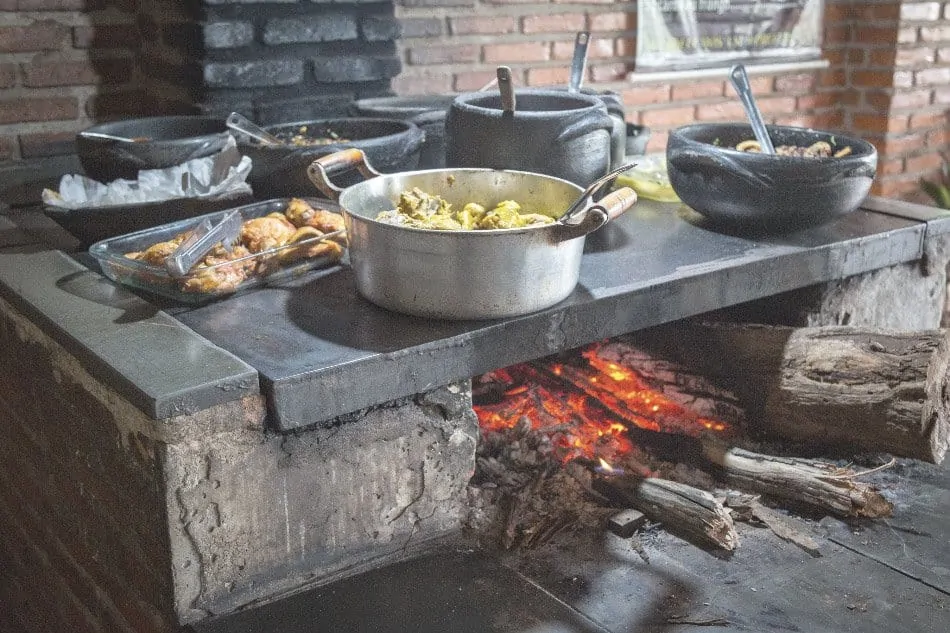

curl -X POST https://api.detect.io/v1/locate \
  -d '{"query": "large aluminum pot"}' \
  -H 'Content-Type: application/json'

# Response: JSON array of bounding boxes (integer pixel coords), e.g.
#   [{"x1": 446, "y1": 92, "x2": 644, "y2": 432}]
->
[{"x1": 308, "y1": 148, "x2": 637, "y2": 320}]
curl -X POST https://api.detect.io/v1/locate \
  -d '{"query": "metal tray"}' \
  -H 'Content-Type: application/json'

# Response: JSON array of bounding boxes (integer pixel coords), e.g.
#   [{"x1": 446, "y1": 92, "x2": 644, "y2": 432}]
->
[{"x1": 88, "y1": 197, "x2": 345, "y2": 304}]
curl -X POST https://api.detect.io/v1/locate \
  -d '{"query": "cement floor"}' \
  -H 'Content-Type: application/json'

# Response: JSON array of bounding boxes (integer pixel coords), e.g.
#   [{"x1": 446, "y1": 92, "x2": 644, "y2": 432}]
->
[{"x1": 191, "y1": 458, "x2": 950, "y2": 633}]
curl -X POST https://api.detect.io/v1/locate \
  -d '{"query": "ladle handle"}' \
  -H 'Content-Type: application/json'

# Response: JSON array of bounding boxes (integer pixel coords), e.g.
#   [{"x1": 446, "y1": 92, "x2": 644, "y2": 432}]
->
[
  {"x1": 497, "y1": 66, "x2": 516, "y2": 114},
  {"x1": 226, "y1": 112, "x2": 283, "y2": 146},
  {"x1": 568, "y1": 31, "x2": 590, "y2": 93},
  {"x1": 728, "y1": 64, "x2": 776, "y2": 155},
  {"x1": 307, "y1": 148, "x2": 382, "y2": 200}
]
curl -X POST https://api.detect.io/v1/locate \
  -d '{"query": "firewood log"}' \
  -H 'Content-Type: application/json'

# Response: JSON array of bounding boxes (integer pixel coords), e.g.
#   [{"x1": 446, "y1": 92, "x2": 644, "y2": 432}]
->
[{"x1": 609, "y1": 323, "x2": 950, "y2": 464}]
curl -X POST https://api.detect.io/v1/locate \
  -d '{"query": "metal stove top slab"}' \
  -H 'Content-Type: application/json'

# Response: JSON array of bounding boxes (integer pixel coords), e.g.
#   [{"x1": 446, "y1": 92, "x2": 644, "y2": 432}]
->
[{"x1": 169, "y1": 201, "x2": 927, "y2": 430}]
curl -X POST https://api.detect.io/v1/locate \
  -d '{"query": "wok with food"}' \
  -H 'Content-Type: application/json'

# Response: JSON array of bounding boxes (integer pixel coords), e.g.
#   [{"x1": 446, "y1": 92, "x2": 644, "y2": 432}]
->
[
  {"x1": 308, "y1": 148, "x2": 638, "y2": 320},
  {"x1": 90, "y1": 198, "x2": 346, "y2": 302},
  {"x1": 666, "y1": 122, "x2": 877, "y2": 231}
]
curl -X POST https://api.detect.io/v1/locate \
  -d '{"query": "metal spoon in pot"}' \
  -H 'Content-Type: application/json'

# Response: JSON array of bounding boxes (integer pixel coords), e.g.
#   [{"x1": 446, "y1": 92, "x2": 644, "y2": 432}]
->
[
  {"x1": 728, "y1": 64, "x2": 776, "y2": 154},
  {"x1": 568, "y1": 31, "x2": 591, "y2": 93},
  {"x1": 226, "y1": 112, "x2": 283, "y2": 146}
]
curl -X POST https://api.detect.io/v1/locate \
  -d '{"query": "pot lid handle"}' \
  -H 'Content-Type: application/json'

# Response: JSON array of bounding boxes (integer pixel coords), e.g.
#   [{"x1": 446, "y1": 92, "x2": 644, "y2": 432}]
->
[{"x1": 307, "y1": 148, "x2": 382, "y2": 200}]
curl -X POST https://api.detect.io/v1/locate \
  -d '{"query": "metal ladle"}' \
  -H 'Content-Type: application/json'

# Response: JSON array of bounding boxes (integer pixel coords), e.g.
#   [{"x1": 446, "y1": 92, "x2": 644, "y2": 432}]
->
[
  {"x1": 226, "y1": 112, "x2": 283, "y2": 146},
  {"x1": 568, "y1": 31, "x2": 591, "y2": 93},
  {"x1": 728, "y1": 64, "x2": 775, "y2": 154}
]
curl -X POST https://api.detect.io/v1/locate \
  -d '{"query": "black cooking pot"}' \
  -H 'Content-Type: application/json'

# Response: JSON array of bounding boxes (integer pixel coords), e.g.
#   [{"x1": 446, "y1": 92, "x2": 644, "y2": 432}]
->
[
  {"x1": 667, "y1": 123, "x2": 877, "y2": 232},
  {"x1": 549, "y1": 87, "x2": 627, "y2": 169},
  {"x1": 77, "y1": 115, "x2": 230, "y2": 183},
  {"x1": 238, "y1": 118, "x2": 424, "y2": 198},
  {"x1": 349, "y1": 95, "x2": 457, "y2": 169},
  {"x1": 444, "y1": 89, "x2": 613, "y2": 186}
]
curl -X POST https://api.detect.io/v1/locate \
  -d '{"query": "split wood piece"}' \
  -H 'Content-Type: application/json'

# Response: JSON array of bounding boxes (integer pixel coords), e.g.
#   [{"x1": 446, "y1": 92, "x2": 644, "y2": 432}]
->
[
  {"x1": 592, "y1": 475, "x2": 738, "y2": 551},
  {"x1": 701, "y1": 440, "x2": 894, "y2": 519},
  {"x1": 614, "y1": 323, "x2": 950, "y2": 464},
  {"x1": 530, "y1": 362, "x2": 893, "y2": 518}
]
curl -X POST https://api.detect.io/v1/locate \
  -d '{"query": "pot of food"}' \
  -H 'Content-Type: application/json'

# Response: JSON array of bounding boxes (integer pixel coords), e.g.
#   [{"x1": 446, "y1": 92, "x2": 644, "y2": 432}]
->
[{"x1": 308, "y1": 148, "x2": 638, "y2": 320}]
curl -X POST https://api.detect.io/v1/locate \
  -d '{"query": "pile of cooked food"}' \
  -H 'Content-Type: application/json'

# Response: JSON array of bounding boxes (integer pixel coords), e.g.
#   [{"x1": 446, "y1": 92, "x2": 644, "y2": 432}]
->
[
  {"x1": 124, "y1": 198, "x2": 345, "y2": 294},
  {"x1": 375, "y1": 187, "x2": 555, "y2": 230},
  {"x1": 285, "y1": 125, "x2": 349, "y2": 147},
  {"x1": 735, "y1": 139, "x2": 852, "y2": 158}
]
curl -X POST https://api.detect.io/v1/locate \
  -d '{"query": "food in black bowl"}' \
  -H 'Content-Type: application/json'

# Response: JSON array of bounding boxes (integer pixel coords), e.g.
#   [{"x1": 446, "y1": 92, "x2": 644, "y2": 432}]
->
[
  {"x1": 666, "y1": 123, "x2": 878, "y2": 232},
  {"x1": 77, "y1": 115, "x2": 230, "y2": 183},
  {"x1": 237, "y1": 118, "x2": 424, "y2": 198}
]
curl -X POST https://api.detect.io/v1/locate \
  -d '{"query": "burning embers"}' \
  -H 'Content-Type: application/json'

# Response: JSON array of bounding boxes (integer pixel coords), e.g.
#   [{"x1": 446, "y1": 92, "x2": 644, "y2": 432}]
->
[
  {"x1": 465, "y1": 337, "x2": 894, "y2": 554},
  {"x1": 475, "y1": 343, "x2": 728, "y2": 468}
]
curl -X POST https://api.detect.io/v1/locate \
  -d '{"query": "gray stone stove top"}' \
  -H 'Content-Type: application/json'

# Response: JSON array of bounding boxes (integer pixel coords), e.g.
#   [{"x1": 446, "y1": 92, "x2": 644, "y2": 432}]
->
[{"x1": 1, "y1": 198, "x2": 947, "y2": 429}]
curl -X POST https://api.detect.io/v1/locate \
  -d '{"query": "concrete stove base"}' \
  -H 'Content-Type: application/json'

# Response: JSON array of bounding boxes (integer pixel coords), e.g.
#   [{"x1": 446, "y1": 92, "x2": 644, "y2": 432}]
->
[{"x1": 0, "y1": 295, "x2": 477, "y2": 630}]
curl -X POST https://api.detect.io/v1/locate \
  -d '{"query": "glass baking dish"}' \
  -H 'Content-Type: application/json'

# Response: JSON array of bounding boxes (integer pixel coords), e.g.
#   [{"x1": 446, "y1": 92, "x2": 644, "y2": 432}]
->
[{"x1": 88, "y1": 197, "x2": 346, "y2": 304}]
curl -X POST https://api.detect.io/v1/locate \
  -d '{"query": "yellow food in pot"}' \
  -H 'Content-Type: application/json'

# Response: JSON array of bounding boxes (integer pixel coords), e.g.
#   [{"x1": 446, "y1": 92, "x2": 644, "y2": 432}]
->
[{"x1": 375, "y1": 187, "x2": 555, "y2": 230}]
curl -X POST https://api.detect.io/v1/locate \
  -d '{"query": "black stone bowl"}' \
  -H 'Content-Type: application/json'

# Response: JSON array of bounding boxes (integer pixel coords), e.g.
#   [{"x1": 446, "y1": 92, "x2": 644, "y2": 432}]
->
[
  {"x1": 238, "y1": 117, "x2": 425, "y2": 198},
  {"x1": 666, "y1": 123, "x2": 878, "y2": 232},
  {"x1": 349, "y1": 95, "x2": 457, "y2": 168},
  {"x1": 77, "y1": 115, "x2": 230, "y2": 183}
]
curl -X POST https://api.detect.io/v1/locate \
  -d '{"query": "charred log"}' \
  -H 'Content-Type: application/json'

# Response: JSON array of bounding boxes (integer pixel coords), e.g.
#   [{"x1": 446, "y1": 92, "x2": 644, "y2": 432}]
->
[{"x1": 610, "y1": 323, "x2": 950, "y2": 464}]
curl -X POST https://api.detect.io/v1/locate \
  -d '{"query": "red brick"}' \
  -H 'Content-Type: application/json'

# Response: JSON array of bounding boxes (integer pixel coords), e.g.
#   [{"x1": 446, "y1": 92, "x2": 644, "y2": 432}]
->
[
  {"x1": 589, "y1": 12, "x2": 629, "y2": 31},
  {"x1": 749, "y1": 96, "x2": 796, "y2": 117},
  {"x1": 808, "y1": 111, "x2": 844, "y2": 131},
  {"x1": 0, "y1": 21, "x2": 68, "y2": 53},
  {"x1": 0, "y1": 97, "x2": 77, "y2": 124},
  {"x1": 72, "y1": 25, "x2": 140, "y2": 49},
  {"x1": 927, "y1": 127, "x2": 949, "y2": 146},
  {"x1": 858, "y1": 25, "x2": 900, "y2": 46},
  {"x1": 18, "y1": 131, "x2": 75, "y2": 159},
  {"x1": 522, "y1": 13, "x2": 585, "y2": 34},
  {"x1": 852, "y1": 113, "x2": 907, "y2": 134},
  {"x1": 449, "y1": 16, "x2": 516, "y2": 36},
  {"x1": 526, "y1": 66, "x2": 570, "y2": 87},
  {"x1": 867, "y1": 48, "x2": 897, "y2": 66},
  {"x1": 670, "y1": 80, "x2": 724, "y2": 101},
  {"x1": 916, "y1": 67, "x2": 950, "y2": 86},
  {"x1": 851, "y1": 69, "x2": 896, "y2": 88},
  {"x1": 920, "y1": 25, "x2": 950, "y2": 42},
  {"x1": 695, "y1": 100, "x2": 750, "y2": 121},
  {"x1": 619, "y1": 84, "x2": 671, "y2": 106},
  {"x1": 483, "y1": 42, "x2": 549, "y2": 63},
  {"x1": 589, "y1": 61, "x2": 626, "y2": 82},
  {"x1": 23, "y1": 57, "x2": 133, "y2": 87},
  {"x1": 615, "y1": 37, "x2": 636, "y2": 58},
  {"x1": 876, "y1": 176, "x2": 926, "y2": 198},
  {"x1": 0, "y1": 64, "x2": 15, "y2": 88},
  {"x1": 909, "y1": 110, "x2": 948, "y2": 129},
  {"x1": 552, "y1": 37, "x2": 613, "y2": 60},
  {"x1": 894, "y1": 46, "x2": 936, "y2": 66},
  {"x1": 819, "y1": 69, "x2": 847, "y2": 88},
  {"x1": 879, "y1": 157, "x2": 905, "y2": 175},
  {"x1": 823, "y1": 3, "x2": 850, "y2": 26},
  {"x1": 774, "y1": 72, "x2": 816, "y2": 94},
  {"x1": 901, "y1": 2, "x2": 942, "y2": 21},
  {"x1": 639, "y1": 105, "x2": 695, "y2": 127},
  {"x1": 748, "y1": 75, "x2": 773, "y2": 94},
  {"x1": 824, "y1": 25, "x2": 850, "y2": 45},
  {"x1": 905, "y1": 152, "x2": 944, "y2": 174},
  {"x1": 864, "y1": 89, "x2": 893, "y2": 110},
  {"x1": 865, "y1": 2, "x2": 901, "y2": 20},
  {"x1": 772, "y1": 115, "x2": 814, "y2": 128},
  {"x1": 847, "y1": 48, "x2": 867, "y2": 64},
  {"x1": 452, "y1": 70, "x2": 496, "y2": 92},
  {"x1": 408, "y1": 44, "x2": 480, "y2": 65},
  {"x1": 878, "y1": 132, "x2": 928, "y2": 155},
  {"x1": 795, "y1": 92, "x2": 837, "y2": 110}
]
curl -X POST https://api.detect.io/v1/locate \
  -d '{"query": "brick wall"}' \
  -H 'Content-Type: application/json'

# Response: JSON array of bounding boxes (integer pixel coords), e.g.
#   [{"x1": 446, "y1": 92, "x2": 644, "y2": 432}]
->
[
  {"x1": 0, "y1": 0, "x2": 144, "y2": 164},
  {"x1": 394, "y1": 0, "x2": 950, "y2": 201}
]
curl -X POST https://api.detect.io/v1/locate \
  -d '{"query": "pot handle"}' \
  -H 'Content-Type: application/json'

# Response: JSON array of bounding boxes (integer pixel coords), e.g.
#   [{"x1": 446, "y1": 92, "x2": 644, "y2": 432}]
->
[
  {"x1": 307, "y1": 148, "x2": 382, "y2": 200},
  {"x1": 555, "y1": 108, "x2": 615, "y2": 144},
  {"x1": 552, "y1": 186, "x2": 638, "y2": 242}
]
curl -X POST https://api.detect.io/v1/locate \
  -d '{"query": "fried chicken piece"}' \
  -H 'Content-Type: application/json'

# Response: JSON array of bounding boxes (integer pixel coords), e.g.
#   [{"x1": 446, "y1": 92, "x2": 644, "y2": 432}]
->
[
  {"x1": 239, "y1": 214, "x2": 296, "y2": 253},
  {"x1": 126, "y1": 233, "x2": 189, "y2": 265},
  {"x1": 278, "y1": 226, "x2": 345, "y2": 264},
  {"x1": 180, "y1": 244, "x2": 254, "y2": 294},
  {"x1": 284, "y1": 198, "x2": 346, "y2": 234}
]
